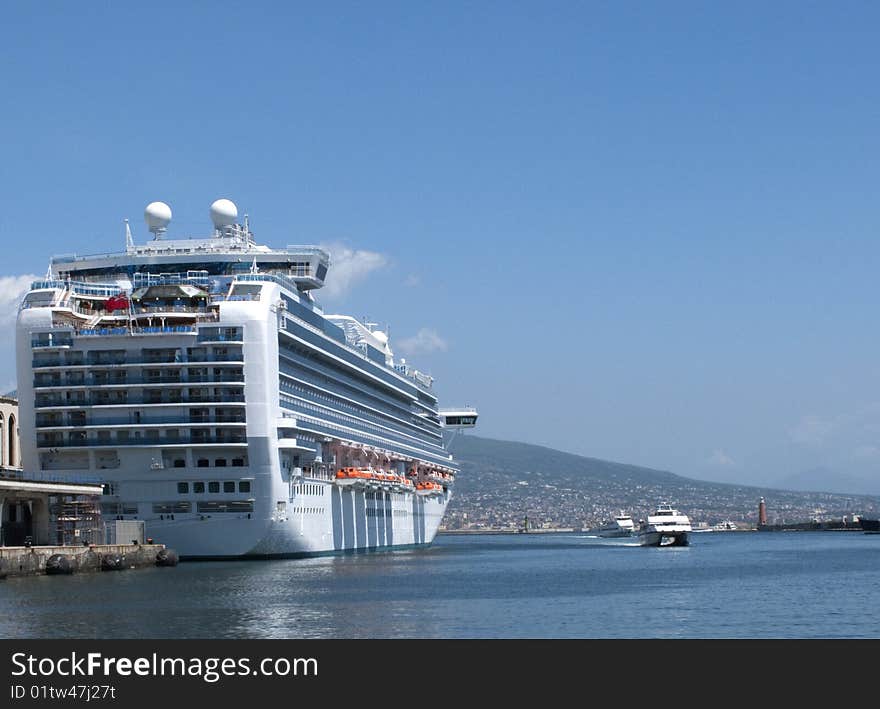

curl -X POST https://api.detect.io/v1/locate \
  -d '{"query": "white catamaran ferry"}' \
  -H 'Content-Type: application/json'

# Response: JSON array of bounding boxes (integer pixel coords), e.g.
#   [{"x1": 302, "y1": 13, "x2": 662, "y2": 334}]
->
[
  {"x1": 637, "y1": 504, "x2": 691, "y2": 547},
  {"x1": 16, "y1": 199, "x2": 477, "y2": 558}
]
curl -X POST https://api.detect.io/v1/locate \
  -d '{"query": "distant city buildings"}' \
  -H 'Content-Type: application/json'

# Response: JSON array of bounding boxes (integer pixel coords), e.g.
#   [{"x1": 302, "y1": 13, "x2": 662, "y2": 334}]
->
[{"x1": 442, "y1": 463, "x2": 879, "y2": 532}]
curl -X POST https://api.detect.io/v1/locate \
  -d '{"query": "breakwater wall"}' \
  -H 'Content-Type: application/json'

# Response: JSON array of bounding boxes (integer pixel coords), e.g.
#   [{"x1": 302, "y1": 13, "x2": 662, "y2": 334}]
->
[
  {"x1": 757, "y1": 522, "x2": 862, "y2": 532},
  {"x1": 0, "y1": 544, "x2": 175, "y2": 578}
]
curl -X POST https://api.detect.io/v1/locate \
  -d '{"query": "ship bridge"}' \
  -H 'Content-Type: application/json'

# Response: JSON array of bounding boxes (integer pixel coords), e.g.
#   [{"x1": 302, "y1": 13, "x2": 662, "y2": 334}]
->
[{"x1": 439, "y1": 408, "x2": 478, "y2": 428}]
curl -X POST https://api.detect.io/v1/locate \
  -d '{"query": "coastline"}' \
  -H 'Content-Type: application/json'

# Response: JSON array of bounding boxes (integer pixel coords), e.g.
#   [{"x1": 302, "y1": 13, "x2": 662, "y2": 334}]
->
[{"x1": 439, "y1": 528, "x2": 577, "y2": 535}]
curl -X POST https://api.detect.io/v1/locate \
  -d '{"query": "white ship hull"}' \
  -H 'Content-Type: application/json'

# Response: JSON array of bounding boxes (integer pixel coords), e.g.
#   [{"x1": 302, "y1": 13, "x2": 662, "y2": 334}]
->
[
  {"x1": 598, "y1": 528, "x2": 633, "y2": 538},
  {"x1": 147, "y1": 484, "x2": 449, "y2": 558},
  {"x1": 586, "y1": 525, "x2": 633, "y2": 538},
  {"x1": 637, "y1": 529, "x2": 689, "y2": 547}
]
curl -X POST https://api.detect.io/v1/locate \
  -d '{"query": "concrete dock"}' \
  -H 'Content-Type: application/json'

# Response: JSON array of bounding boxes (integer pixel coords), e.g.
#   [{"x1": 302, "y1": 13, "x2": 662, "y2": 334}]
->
[{"x1": 0, "y1": 543, "x2": 174, "y2": 578}]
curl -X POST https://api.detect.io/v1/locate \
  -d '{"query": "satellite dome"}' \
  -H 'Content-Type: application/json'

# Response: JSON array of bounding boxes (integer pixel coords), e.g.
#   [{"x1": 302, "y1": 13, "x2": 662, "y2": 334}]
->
[
  {"x1": 373, "y1": 331, "x2": 389, "y2": 345},
  {"x1": 144, "y1": 201, "x2": 172, "y2": 232},
  {"x1": 210, "y1": 198, "x2": 238, "y2": 228}
]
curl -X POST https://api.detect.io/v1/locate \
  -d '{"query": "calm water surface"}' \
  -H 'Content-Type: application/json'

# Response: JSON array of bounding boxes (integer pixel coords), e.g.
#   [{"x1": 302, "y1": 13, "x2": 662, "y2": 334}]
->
[{"x1": 2, "y1": 531, "x2": 878, "y2": 638}]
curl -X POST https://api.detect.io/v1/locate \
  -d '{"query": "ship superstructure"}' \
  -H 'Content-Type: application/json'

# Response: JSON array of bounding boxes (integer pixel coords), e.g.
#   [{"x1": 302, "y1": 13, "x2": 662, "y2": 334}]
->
[{"x1": 16, "y1": 199, "x2": 476, "y2": 557}]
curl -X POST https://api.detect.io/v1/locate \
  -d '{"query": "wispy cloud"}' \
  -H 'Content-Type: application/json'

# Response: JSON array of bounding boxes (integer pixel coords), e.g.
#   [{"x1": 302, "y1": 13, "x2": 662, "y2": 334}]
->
[
  {"x1": 852, "y1": 445, "x2": 880, "y2": 460},
  {"x1": 789, "y1": 414, "x2": 835, "y2": 446},
  {"x1": 397, "y1": 328, "x2": 448, "y2": 356},
  {"x1": 0, "y1": 274, "x2": 37, "y2": 326},
  {"x1": 320, "y1": 244, "x2": 387, "y2": 300},
  {"x1": 403, "y1": 274, "x2": 420, "y2": 287},
  {"x1": 707, "y1": 449, "x2": 735, "y2": 466}
]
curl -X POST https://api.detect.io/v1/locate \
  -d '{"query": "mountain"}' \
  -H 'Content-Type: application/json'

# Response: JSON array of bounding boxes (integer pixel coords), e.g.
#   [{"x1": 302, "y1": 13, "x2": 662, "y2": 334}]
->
[
  {"x1": 442, "y1": 434, "x2": 880, "y2": 530},
  {"x1": 447, "y1": 433, "x2": 684, "y2": 486},
  {"x1": 774, "y1": 466, "x2": 880, "y2": 496}
]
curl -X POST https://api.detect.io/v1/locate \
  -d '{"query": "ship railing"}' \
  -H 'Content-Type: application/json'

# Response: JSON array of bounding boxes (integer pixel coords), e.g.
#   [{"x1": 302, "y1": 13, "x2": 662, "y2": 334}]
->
[
  {"x1": 130, "y1": 304, "x2": 209, "y2": 314},
  {"x1": 132, "y1": 271, "x2": 211, "y2": 288},
  {"x1": 0, "y1": 469, "x2": 106, "y2": 486},
  {"x1": 36, "y1": 415, "x2": 246, "y2": 427},
  {"x1": 235, "y1": 272, "x2": 302, "y2": 295},
  {"x1": 187, "y1": 354, "x2": 244, "y2": 363},
  {"x1": 31, "y1": 336, "x2": 74, "y2": 348},
  {"x1": 29, "y1": 279, "x2": 66, "y2": 290},
  {"x1": 37, "y1": 434, "x2": 248, "y2": 449},
  {"x1": 32, "y1": 354, "x2": 242, "y2": 368},
  {"x1": 74, "y1": 325, "x2": 201, "y2": 336},
  {"x1": 279, "y1": 354, "x2": 417, "y2": 415},
  {"x1": 278, "y1": 378, "x2": 438, "y2": 439},
  {"x1": 282, "y1": 314, "x2": 435, "y2": 394},
  {"x1": 289, "y1": 406, "x2": 443, "y2": 455},
  {"x1": 195, "y1": 331, "x2": 239, "y2": 342},
  {"x1": 293, "y1": 415, "x2": 454, "y2": 468},
  {"x1": 69, "y1": 283, "x2": 124, "y2": 297},
  {"x1": 33, "y1": 393, "x2": 247, "y2": 407},
  {"x1": 77, "y1": 328, "x2": 132, "y2": 337},
  {"x1": 392, "y1": 364, "x2": 434, "y2": 389}
]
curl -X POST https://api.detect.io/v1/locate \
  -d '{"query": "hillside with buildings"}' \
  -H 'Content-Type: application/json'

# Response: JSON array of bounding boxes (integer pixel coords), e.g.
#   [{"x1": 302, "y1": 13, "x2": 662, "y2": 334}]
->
[{"x1": 443, "y1": 434, "x2": 880, "y2": 531}]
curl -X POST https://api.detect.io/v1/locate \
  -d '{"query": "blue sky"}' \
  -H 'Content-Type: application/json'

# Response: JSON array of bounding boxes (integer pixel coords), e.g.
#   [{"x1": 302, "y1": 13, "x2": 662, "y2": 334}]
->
[{"x1": 2, "y1": 2, "x2": 880, "y2": 491}]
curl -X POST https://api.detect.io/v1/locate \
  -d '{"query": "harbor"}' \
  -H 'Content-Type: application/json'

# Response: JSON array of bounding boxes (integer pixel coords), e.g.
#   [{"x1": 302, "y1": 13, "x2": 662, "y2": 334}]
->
[
  {"x1": 1, "y1": 407, "x2": 178, "y2": 578},
  {"x1": 0, "y1": 472, "x2": 178, "y2": 578}
]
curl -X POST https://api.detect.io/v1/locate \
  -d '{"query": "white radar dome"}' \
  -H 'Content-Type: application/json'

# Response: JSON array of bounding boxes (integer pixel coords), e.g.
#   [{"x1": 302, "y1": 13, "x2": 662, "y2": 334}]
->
[
  {"x1": 373, "y1": 331, "x2": 389, "y2": 345},
  {"x1": 210, "y1": 198, "x2": 238, "y2": 228},
  {"x1": 144, "y1": 201, "x2": 172, "y2": 231}
]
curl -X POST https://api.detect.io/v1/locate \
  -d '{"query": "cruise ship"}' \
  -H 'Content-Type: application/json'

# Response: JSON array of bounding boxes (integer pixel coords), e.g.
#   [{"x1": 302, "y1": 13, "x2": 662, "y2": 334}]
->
[{"x1": 15, "y1": 199, "x2": 477, "y2": 558}]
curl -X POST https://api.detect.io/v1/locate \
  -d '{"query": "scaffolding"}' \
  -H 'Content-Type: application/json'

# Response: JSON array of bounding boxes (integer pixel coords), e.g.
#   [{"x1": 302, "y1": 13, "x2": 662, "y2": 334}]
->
[{"x1": 49, "y1": 494, "x2": 103, "y2": 546}]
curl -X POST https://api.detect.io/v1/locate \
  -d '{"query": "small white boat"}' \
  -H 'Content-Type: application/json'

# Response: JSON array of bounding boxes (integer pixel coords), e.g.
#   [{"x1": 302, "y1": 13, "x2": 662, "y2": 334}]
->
[
  {"x1": 587, "y1": 512, "x2": 635, "y2": 538},
  {"x1": 637, "y1": 504, "x2": 691, "y2": 547},
  {"x1": 712, "y1": 520, "x2": 738, "y2": 531}
]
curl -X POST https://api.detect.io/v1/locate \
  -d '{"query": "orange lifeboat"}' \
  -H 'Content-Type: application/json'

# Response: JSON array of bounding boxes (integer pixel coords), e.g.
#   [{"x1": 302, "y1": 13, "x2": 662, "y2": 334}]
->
[
  {"x1": 416, "y1": 481, "x2": 444, "y2": 497},
  {"x1": 334, "y1": 467, "x2": 367, "y2": 488}
]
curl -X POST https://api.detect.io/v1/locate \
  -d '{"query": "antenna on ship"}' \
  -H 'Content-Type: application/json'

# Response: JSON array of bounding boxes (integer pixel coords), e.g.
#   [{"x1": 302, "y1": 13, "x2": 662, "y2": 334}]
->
[
  {"x1": 124, "y1": 219, "x2": 134, "y2": 251},
  {"x1": 144, "y1": 201, "x2": 172, "y2": 240},
  {"x1": 45, "y1": 260, "x2": 54, "y2": 280}
]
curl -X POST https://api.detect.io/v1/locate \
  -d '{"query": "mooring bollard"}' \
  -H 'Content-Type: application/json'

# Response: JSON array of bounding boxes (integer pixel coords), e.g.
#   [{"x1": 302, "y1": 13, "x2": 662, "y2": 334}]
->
[
  {"x1": 155, "y1": 548, "x2": 179, "y2": 567},
  {"x1": 45, "y1": 554, "x2": 76, "y2": 575}
]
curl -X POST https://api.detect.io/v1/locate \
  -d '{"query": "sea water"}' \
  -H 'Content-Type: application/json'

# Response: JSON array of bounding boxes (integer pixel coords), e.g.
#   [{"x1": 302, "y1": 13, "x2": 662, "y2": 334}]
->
[{"x1": 1, "y1": 531, "x2": 878, "y2": 638}]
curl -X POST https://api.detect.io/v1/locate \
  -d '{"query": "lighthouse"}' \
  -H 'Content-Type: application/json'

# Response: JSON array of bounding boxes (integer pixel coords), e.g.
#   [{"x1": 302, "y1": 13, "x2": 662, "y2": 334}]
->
[{"x1": 758, "y1": 497, "x2": 767, "y2": 527}]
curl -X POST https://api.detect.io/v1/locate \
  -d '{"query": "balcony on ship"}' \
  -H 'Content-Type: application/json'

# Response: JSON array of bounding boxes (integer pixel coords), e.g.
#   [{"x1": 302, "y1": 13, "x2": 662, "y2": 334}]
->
[
  {"x1": 36, "y1": 429, "x2": 248, "y2": 449},
  {"x1": 32, "y1": 367, "x2": 244, "y2": 389}
]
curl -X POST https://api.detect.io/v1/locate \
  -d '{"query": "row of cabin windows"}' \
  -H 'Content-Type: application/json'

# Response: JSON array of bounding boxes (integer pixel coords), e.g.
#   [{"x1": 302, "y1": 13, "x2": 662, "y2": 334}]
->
[
  {"x1": 193, "y1": 458, "x2": 246, "y2": 468},
  {"x1": 155, "y1": 501, "x2": 254, "y2": 515},
  {"x1": 177, "y1": 481, "x2": 251, "y2": 494}
]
